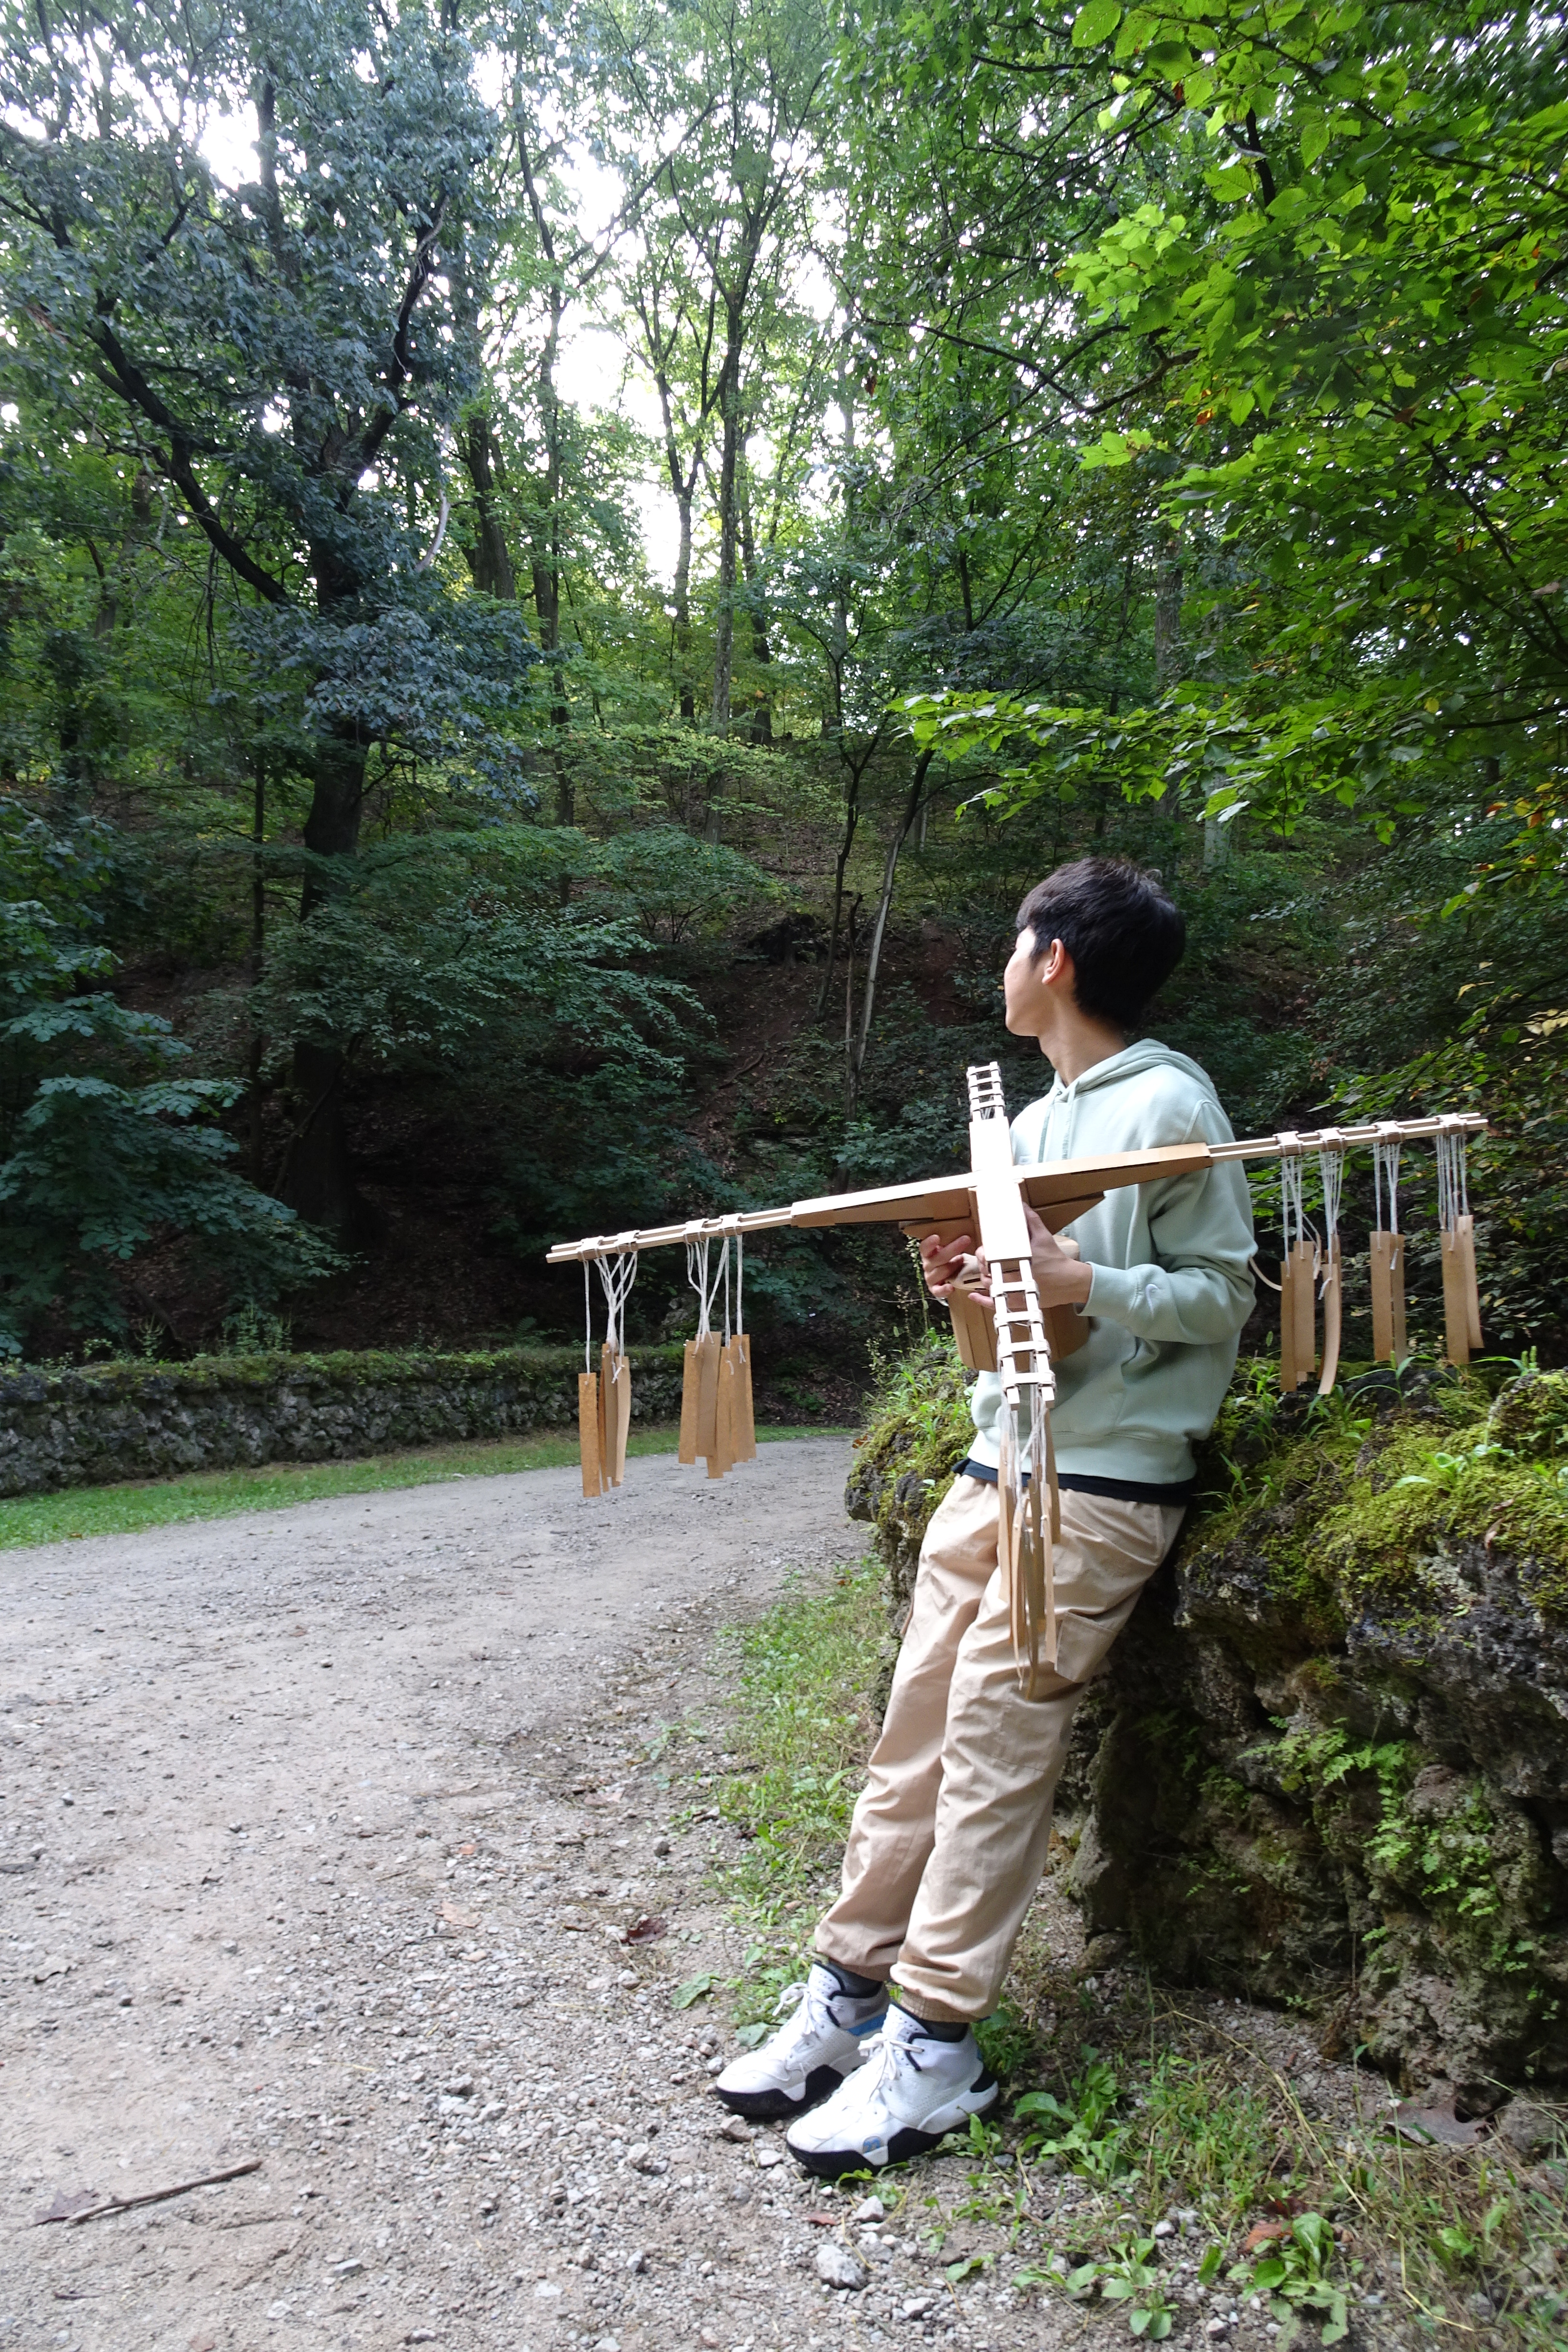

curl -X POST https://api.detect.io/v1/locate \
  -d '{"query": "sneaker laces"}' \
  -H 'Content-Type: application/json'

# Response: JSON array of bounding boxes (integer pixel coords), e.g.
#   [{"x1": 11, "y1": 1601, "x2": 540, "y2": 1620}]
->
[
  {"x1": 833, "y1": 2022, "x2": 931, "y2": 2120},
  {"x1": 772, "y1": 1972, "x2": 859, "y2": 2064}
]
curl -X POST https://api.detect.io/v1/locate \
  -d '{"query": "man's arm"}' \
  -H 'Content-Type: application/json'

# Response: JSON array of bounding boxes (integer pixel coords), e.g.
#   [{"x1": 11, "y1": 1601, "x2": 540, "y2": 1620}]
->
[{"x1": 1078, "y1": 1158, "x2": 1256, "y2": 1344}]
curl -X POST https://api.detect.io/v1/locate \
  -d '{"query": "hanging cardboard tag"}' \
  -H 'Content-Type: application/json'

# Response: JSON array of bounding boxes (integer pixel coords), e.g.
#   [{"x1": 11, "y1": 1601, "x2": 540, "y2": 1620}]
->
[
  {"x1": 1292, "y1": 1239, "x2": 1317, "y2": 1386},
  {"x1": 709, "y1": 1346, "x2": 736, "y2": 1480},
  {"x1": 1370, "y1": 1232, "x2": 1406, "y2": 1363},
  {"x1": 1280, "y1": 1249, "x2": 1299, "y2": 1392},
  {"x1": 1442, "y1": 1228, "x2": 1472, "y2": 1365},
  {"x1": 601, "y1": 1344, "x2": 630, "y2": 1487},
  {"x1": 1459, "y1": 1213, "x2": 1482, "y2": 1350},
  {"x1": 677, "y1": 1339, "x2": 701, "y2": 1465},
  {"x1": 1317, "y1": 1238, "x2": 1343, "y2": 1397},
  {"x1": 728, "y1": 1336, "x2": 757, "y2": 1460},
  {"x1": 694, "y1": 1332, "x2": 721, "y2": 1460},
  {"x1": 614, "y1": 1352, "x2": 633, "y2": 1482},
  {"x1": 578, "y1": 1371, "x2": 603, "y2": 1499}
]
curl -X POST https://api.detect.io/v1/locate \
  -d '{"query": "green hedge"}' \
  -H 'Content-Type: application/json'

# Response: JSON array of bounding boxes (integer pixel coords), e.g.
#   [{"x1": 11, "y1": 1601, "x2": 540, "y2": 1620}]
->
[{"x1": 0, "y1": 1342, "x2": 687, "y2": 1497}]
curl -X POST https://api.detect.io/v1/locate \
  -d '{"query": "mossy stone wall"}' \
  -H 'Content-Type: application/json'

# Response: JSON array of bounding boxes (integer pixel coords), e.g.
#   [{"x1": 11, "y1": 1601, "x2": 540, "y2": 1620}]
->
[
  {"x1": 0, "y1": 1344, "x2": 686, "y2": 1497},
  {"x1": 849, "y1": 1348, "x2": 1568, "y2": 2097}
]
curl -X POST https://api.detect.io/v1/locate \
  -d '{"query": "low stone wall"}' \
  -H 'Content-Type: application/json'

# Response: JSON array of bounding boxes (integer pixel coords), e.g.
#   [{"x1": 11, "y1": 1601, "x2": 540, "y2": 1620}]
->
[{"x1": 0, "y1": 1344, "x2": 687, "y2": 1497}]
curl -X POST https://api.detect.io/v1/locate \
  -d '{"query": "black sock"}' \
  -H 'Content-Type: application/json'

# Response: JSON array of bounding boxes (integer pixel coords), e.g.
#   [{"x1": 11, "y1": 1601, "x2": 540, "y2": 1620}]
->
[
  {"x1": 895, "y1": 2005, "x2": 968, "y2": 2041},
  {"x1": 818, "y1": 1957, "x2": 884, "y2": 2001}
]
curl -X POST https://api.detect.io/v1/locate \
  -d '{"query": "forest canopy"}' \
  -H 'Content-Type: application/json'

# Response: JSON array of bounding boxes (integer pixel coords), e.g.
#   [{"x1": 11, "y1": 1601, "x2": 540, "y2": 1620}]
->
[{"x1": 0, "y1": 0, "x2": 1563, "y2": 1372}]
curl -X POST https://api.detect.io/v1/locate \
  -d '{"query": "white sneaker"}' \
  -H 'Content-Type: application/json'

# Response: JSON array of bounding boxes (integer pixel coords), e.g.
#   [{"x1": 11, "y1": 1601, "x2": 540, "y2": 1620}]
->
[
  {"x1": 713, "y1": 1963, "x2": 888, "y2": 2120},
  {"x1": 784, "y1": 2003, "x2": 997, "y2": 2178}
]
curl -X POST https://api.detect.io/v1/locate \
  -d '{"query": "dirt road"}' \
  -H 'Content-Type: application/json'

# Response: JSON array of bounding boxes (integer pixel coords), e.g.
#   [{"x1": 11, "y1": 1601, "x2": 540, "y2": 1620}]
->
[
  {"x1": 4, "y1": 1439, "x2": 1084, "y2": 2352},
  {"x1": 0, "y1": 1445, "x2": 885, "y2": 2342}
]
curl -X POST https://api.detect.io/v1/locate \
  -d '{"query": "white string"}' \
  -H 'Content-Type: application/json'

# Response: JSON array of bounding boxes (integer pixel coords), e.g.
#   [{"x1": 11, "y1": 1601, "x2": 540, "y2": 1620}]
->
[
  {"x1": 1436, "y1": 1123, "x2": 1470, "y2": 1235},
  {"x1": 686, "y1": 1236, "x2": 724, "y2": 1340},
  {"x1": 736, "y1": 1233, "x2": 744, "y2": 1335},
  {"x1": 583, "y1": 1261, "x2": 593, "y2": 1378},
  {"x1": 1280, "y1": 1145, "x2": 1305, "y2": 1256},
  {"x1": 1317, "y1": 1136, "x2": 1344, "y2": 1250},
  {"x1": 1374, "y1": 1125, "x2": 1402, "y2": 1234},
  {"x1": 596, "y1": 1249, "x2": 638, "y2": 1368},
  {"x1": 722, "y1": 1236, "x2": 731, "y2": 1347}
]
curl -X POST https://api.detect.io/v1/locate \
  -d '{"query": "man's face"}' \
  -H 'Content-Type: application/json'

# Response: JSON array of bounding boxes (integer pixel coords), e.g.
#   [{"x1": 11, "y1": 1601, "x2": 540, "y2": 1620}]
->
[{"x1": 1003, "y1": 926, "x2": 1054, "y2": 1035}]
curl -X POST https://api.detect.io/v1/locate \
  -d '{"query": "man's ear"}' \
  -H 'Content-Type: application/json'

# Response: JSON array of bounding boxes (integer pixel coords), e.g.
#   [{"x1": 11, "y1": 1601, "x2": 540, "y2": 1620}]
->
[{"x1": 1040, "y1": 936, "x2": 1073, "y2": 988}]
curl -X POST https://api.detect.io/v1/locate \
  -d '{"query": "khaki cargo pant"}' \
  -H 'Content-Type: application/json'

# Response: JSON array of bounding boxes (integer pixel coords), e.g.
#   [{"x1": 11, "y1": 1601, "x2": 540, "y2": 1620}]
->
[{"x1": 817, "y1": 1473, "x2": 1185, "y2": 2021}]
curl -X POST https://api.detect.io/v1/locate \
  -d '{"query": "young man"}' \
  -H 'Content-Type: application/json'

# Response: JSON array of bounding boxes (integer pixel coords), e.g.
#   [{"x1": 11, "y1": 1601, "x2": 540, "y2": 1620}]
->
[{"x1": 714, "y1": 857, "x2": 1255, "y2": 2178}]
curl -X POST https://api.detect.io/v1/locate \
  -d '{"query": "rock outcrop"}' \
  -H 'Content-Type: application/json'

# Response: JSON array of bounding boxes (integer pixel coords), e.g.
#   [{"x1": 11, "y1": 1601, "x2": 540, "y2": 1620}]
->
[{"x1": 849, "y1": 1348, "x2": 1568, "y2": 2095}]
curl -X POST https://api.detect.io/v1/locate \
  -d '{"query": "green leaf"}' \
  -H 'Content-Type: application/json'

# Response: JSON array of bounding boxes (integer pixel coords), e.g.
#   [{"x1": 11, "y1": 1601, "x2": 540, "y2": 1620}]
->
[
  {"x1": 673, "y1": 1972, "x2": 718, "y2": 2008},
  {"x1": 1071, "y1": 0, "x2": 1122, "y2": 47}
]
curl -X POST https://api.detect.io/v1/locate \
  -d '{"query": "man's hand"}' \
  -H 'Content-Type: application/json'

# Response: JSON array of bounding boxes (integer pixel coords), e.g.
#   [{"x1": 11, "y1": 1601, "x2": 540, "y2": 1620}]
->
[
  {"x1": 1024, "y1": 1204, "x2": 1094, "y2": 1307},
  {"x1": 920, "y1": 1231, "x2": 978, "y2": 1301},
  {"x1": 921, "y1": 1212, "x2": 1093, "y2": 1313}
]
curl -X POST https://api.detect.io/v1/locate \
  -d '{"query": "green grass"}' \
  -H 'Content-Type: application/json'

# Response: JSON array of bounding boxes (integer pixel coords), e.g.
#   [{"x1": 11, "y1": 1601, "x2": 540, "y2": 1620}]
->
[
  {"x1": 714, "y1": 1554, "x2": 887, "y2": 1938},
  {"x1": 0, "y1": 1423, "x2": 852, "y2": 1551}
]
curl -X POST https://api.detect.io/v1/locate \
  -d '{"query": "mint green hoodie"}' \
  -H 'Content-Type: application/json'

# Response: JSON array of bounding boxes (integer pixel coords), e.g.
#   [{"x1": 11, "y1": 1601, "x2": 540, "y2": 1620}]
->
[{"x1": 967, "y1": 1040, "x2": 1255, "y2": 1487}]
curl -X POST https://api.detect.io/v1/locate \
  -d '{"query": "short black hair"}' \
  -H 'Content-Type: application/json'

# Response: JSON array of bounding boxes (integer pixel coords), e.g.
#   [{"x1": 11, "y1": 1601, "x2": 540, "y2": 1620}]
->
[{"x1": 1015, "y1": 858, "x2": 1185, "y2": 1033}]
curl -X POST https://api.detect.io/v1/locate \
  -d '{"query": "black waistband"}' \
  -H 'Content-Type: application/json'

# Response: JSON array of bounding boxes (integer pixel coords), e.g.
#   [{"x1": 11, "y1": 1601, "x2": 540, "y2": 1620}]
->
[{"x1": 958, "y1": 1456, "x2": 1194, "y2": 1507}]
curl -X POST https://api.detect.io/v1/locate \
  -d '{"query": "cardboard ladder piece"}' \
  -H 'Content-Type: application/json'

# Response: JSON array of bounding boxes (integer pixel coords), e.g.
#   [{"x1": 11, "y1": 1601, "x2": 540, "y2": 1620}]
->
[
  {"x1": 578, "y1": 1371, "x2": 604, "y2": 1500},
  {"x1": 1370, "y1": 1231, "x2": 1407, "y2": 1363},
  {"x1": 709, "y1": 1346, "x2": 736, "y2": 1481},
  {"x1": 600, "y1": 1343, "x2": 631, "y2": 1488},
  {"x1": 728, "y1": 1336, "x2": 757, "y2": 1461},
  {"x1": 1281, "y1": 1238, "x2": 1318, "y2": 1391},
  {"x1": 1443, "y1": 1214, "x2": 1483, "y2": 1366},
  {"x1": 677, "y1": 1338, "x2": 700, "y2": 1464}
]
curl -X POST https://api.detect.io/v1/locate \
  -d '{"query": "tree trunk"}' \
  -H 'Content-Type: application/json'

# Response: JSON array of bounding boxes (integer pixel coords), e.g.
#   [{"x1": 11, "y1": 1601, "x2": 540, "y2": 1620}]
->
[
  {"x1": 708, "y1": 309, "x2": 743, "y2": 734},
  {"x1": 247, "y1": 744, "x2": 267, "y2": 1184},
  {"x1": 846, "y1": 750, "x2": 934, "y2": 1114},
  {"x1": 1154, "y1": 527, "x2": 1183, "y2": 691},
  {"x1": 279, "y1": 652, "x2": 371, "y2": 1237},
  {"x1": 672, "y1": 484, "x2": 697, "y2": 722},
  {"x1": 816, "y1": 756, "x2": 865, "y2": 1021},
  {"x1": 740, "y1": 476, "x2": 772, "y2": 744},
  {"x1": 459, "y1": 414, "x2": 516, "y2": 600}
]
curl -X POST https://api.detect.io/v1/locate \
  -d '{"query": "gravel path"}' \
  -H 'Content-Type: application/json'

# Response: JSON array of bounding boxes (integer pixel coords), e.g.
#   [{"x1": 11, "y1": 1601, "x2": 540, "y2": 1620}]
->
[{"x1": 0, "y1": 1441, "x2": 1086, "y2": 2352}]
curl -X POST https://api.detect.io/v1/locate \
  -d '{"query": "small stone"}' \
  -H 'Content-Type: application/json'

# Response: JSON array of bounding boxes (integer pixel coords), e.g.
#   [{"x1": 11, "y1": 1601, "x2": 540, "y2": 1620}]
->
[
  {"x1": 440, "y1": 2075, "x2": 474, "y2": 2098},
  {"x1": 625, "y1": 2249, "x2": 648, "y2": 2274},
  {"x1": 718, "y1": 2116, "x2": 752, "y2": 2143},
  {"x1": 653, "y1": 1837, "x2": 672, "y2": 1856},
  {"x1": 331, "y1": 2258, "x2": 365, "y2": 2278},
  {"x1": 851, "y1": 2195, "x2": 886, "y2": 2222},
  {"x1": 1204, "y1": 2324, "x2": 1229, "y2": 2340},
  {"x1": 617, "y1": 1970, "x2": 638, "y2": 1988},
  {"x1": 756, "y1": 2145, "x2": 784, "y2": 2168},
  {"x1": 816, "y1": 2243, "x2": 869, "y2": 2291},
  {"x1": 1498, "y1": 2098, "x2": 1558, "y2": 2160},
  {"x1": 220, "y1": 1939, "x2": 239, "y2": 1956},
  {"x1": 405, "y1": 2334, "x2": 439, "y2": 2345},
  {"x1": 534, "y1": 2280, "x2": 563, "y2": 2300},
  {"x1": 903, "y1": 2295, "x2": 935, "y2": 2318},
  {"x1": 730, "y1": 2181, "x2": 750, "y2": 2203},
  {"x1": 1153, "y1": 2219, "x2": 1176, "y2": 2239},
  {"x1": 705, "y1": 2056, "x2": 724, "y2": 2074}
]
